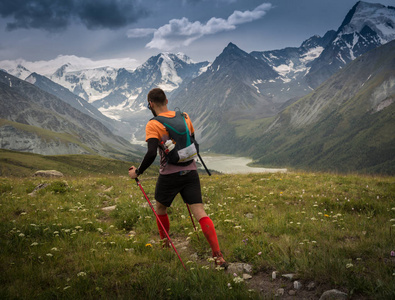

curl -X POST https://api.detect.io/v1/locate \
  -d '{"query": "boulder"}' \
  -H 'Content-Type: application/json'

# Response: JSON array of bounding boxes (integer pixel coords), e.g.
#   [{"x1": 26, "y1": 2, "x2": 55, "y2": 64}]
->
[
  {"x1": 33, "y1": 170, "x2": 64, "y2": 178},
  {"x1": 319, "y1": 289, "x2": 348, "y2": 300}
]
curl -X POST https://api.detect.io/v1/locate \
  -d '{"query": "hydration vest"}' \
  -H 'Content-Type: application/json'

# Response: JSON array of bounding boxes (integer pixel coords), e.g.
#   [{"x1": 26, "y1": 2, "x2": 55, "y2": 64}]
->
[{"x1": 152, "y1": 111, "x2": 199, "y2": 166}]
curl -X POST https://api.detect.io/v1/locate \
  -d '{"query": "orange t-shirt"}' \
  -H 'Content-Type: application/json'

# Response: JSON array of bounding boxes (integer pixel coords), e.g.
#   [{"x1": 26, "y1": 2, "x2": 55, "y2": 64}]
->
[{"x1": 145, "y1": 111, "x2": 197, "y2": 175}]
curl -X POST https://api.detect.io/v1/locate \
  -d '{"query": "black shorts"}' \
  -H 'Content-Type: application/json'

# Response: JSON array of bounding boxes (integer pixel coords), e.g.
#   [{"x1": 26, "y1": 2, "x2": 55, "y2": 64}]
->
[{"x1": 155, "y1": 170, "x2": 202, "y2": 207}]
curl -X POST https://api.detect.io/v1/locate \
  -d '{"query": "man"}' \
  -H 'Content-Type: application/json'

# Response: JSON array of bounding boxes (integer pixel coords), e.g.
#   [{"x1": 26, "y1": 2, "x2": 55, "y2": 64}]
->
[{"x1": 128, "y1": 88, "x2": 227, "y2": 268}]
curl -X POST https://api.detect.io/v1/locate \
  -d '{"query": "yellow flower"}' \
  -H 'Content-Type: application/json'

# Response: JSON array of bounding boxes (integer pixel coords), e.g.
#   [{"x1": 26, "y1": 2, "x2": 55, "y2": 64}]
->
[{"x1": 145, "y1": 243, "x2": 152, "y2": 247}]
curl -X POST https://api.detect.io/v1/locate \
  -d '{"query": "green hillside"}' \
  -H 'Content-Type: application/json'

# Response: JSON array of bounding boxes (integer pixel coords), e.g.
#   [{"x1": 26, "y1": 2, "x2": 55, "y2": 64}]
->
[
  {"x1": 0, "y1": 149, "x2": 157, "y2": 177},
  {"x1": 219, "y1": 40, "x2": 395, "y2": 175}
]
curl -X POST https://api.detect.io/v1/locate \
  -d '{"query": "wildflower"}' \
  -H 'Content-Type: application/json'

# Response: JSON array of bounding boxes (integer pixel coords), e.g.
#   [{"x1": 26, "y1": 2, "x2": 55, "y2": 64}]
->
[
  {"x1": 77, "y1": 272, "x2": 87, "y2": 277},
  {"x1": 258, "y1": 252, "x2": 262, "y2": 255},
  {"x1": 97, "y1": 228, "x2": 103, "y2": 233},
  {"x1": 18, "y1": 233, "x2": 25, "y2": 237},
  {"x1": 30, "y1": 242, "x2": 39, "y2": 246},
  {"x1": 46, "y1": 253, "x2": 53, "y2": 257},
  {"x1": 227, "y1": 283, "x2": 232, "y2": 289},
  {"x1": 233, "y1": 276, "x2": 244, "y2": 284},
  {"x1": 145, "y1": 243, "x2": 152, "y2": 247},
  {"x1": 346, "y1": 263, "x2": 353, "y2": 269},
  {"x1": 324, "y1": 214, "x2": 329, "y2": 217},
  {"x1": 51, "y1": 247, "x2": 59, "y2": 251}
]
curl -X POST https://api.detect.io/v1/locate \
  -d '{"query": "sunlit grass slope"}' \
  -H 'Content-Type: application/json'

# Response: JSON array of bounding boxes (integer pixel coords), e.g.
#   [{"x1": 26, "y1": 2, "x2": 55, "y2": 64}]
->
[{"x1": 1, "y1": 170, "x2": 394, "y2": 299}]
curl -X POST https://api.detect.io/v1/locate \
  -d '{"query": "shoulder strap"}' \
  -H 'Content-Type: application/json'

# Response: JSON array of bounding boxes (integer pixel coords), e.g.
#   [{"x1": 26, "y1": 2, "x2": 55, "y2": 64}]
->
[{"x1": 153, "y1": 111, "x2": 191, "y2": 145}]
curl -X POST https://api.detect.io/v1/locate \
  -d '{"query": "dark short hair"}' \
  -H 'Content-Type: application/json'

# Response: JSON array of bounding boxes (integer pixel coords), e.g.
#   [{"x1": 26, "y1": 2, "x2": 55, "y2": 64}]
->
[{"x1": 147, "y1": 88, "x2": 167, "y2": 105}]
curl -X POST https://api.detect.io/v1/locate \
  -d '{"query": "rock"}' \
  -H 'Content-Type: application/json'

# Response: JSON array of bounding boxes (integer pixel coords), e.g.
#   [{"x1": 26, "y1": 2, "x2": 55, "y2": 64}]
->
[
  {"x1": 319, "y1": 289, "x2": 348, "y2": 300},
  {"x1": 33, "y1": 170, "x2": 64, "y2": 177},
  {"x1": 242, "y1": 273, "x2": 252, "y2": 280},
  {"x1": 28, "y1": 183, "x2": 49, "y2": 196},
  {"x1": 101, "y1": 205, "x2": 116, "y2": 212},
  {"x1": 245, "y1": 213, "x2": 254, "y2": 219},
  {"x1": 307, "y1": 281, "x2": 316, "y2": 290},
  {"x1": 227, "y1": 263, "x2": 253, "y2": 274},
  {"x1": 275, "y1": 288, "x2": 285, "y2": 296},
  {"x1": 243, "y1": 263, "x2": 253, "y2": 273},
  {"x1": 282, "y1": 273, "x2": 295, "y2": 280},
  {"x1": 272, "y1": 271, "x2": 277, "y2": 279},
  {"x1": 288, "y1": 290, "x2": 296, "y2": 296},
  {"x1": 293, "y1": 281, "x2": 302, "y2": 290},
  {"x1": 190, "y1": 253, "x2": 198, "y2": 261},
  {"x1": 104, "y1": 186, "x2": 113, "y2": 192}
]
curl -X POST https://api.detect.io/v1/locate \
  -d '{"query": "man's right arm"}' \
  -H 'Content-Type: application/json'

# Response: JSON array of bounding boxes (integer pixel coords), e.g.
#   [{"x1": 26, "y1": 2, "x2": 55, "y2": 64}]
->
[{"x1": 136, "y1": 138, "x2": 159, "y2": 175}]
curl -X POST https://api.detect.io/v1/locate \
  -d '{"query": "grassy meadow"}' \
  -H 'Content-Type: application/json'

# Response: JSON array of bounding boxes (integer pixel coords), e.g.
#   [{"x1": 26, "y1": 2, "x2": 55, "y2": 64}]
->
[{"x1": 1, "y1": 151, "x2": 395, "y2": 299}]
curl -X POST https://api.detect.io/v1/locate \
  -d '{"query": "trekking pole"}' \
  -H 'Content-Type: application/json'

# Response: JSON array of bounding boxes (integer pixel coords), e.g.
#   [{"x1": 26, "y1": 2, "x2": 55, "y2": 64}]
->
[
  {"x1": 186, "y1": 204, "x2": 200, "y2": 240},
  {"x1": 197, "y1": 153, "x2": 211, "y2": 176},
  {"x1": 134, "y1": 178, "x2": 186, "y2": 270}
]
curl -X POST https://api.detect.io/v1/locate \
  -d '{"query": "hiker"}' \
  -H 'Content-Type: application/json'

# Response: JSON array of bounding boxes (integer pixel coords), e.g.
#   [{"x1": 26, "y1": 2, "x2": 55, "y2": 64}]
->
[{"x1": 128, "y1": 87, "x2": 227, "y2": 268}]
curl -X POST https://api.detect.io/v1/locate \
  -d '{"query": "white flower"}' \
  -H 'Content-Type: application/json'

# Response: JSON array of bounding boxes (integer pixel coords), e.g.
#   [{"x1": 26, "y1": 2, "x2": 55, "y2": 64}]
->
[
  {"x1": 30, "y1": 242, "x2": 39, "y2": 246},
  {"x1": 77, "y1": 272, "x2": 87, "y2": 277},
  {"x1": 233, "y1": 276, "x2": 244, "y2": 284}
]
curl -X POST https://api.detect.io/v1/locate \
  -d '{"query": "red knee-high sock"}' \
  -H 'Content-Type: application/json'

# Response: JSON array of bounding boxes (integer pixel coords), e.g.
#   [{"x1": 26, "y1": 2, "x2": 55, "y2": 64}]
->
[
  {"x1": 199, "y1": 216, "x2": 221, "y2": 256},
  {"x1": 156, "y1": 214, "x2": 170, "y2": 239}
]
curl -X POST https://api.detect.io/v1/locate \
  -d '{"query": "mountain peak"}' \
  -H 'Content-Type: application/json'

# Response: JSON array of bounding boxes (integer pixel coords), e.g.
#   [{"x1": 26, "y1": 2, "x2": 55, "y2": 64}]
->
[{"x1": 337, "y1": 1, "x2": 395, "y2": 42}]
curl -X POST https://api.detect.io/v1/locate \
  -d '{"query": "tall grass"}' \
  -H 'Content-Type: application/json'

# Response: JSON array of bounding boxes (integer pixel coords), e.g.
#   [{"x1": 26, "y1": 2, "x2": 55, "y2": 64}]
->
[{"x1": 1, "y1": 171, "x2": 394, "y2": 299}]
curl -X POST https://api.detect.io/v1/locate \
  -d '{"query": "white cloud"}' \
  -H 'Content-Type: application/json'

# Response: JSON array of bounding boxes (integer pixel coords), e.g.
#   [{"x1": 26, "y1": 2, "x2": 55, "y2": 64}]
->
[{"x1": 137, "y1": 2, "x2": 273, "y2": 51}]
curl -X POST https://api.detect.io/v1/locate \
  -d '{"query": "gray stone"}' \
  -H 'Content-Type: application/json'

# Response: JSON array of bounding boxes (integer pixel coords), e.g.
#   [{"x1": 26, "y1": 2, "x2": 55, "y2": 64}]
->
[
  {"x1": 245, "y1": 213, "x2": 254, "y2": 219},
  {"x1": 307, "y1": 281, "x2": 316, "y2": 290},
  {"x1": 275, "y1": 288, "x2": 285, "y2": 296},
  {"x1": 34, "y1": 170, "x2": 64, "y2": 177},
  {"x1": 319, "y1": 289, "x2": 348, "y2": 300},
  {"x1": 28, "y1": 183, "x2": 49, "y2": 196},
  {"x1": 288, "y1": 290, "x2": 296, "y2": 296},
  {"x1": 242, "y1": 273, "x2": 252, "y2": 280},
  {"x1": 293, "y1": 280, "x2": 302, "y2": 290},
  {"x1": 282, "y1": 273, "x2": 295, "y2": 280},
  {"x1": 272, "y1": 271, "x2": 277, "y2": 279},
  {"x1": 227, "y1": 263, "x2": 253, "y2": 274},
  {"x1": 101, "y1": 205, "x2": 117, "y2": 212}
]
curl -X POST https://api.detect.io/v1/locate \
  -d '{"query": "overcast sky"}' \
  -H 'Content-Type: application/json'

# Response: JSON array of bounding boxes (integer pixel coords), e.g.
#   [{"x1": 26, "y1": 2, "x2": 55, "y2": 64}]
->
[{"x1": 0, "y1": 0, "x2": 393, "y2": 69}]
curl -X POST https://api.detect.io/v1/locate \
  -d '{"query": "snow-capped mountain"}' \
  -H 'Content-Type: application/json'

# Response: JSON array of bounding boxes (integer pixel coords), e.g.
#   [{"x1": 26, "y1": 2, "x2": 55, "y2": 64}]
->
[
  {"x1": 306, "y1": 1, "x2": 395, "y2": 87},
  {"x1": 43, "y1": 53, "x2": 209, "y2": 122},
  {"x1": 92, "y1": 53, "x2": 209, "y2": 111},
  {"x1": 25, "y1": 72, "x2": 131, "y2": 139},
  {"x1": 171, "y1": 42, "x2": 279, "y2": 146},
  {"x1": 0, "y1": 64, "x2": 32, "y2": 80},
  {"x1": 250, "y1": 30, "x2": 337, "y2": 103},
  {"x1": 0, "y1": 70, "x2": 142, "y2": 159},
  {"x1": 49, "y1": 64, "x2": 118, "y2": 104}
]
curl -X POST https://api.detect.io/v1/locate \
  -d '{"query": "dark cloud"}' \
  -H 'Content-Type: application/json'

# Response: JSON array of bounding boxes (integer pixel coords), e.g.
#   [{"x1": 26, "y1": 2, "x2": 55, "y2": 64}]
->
[{"x1": 0, "y1": 0, "x2": 149, "y2": 31}]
